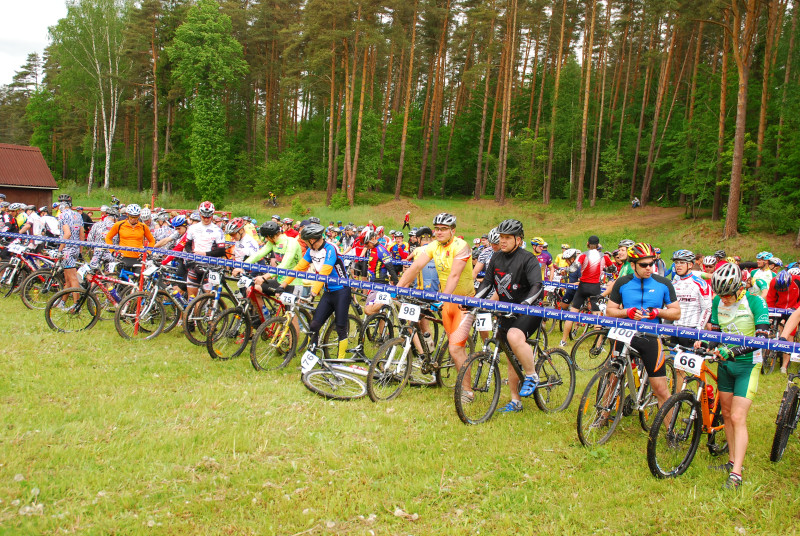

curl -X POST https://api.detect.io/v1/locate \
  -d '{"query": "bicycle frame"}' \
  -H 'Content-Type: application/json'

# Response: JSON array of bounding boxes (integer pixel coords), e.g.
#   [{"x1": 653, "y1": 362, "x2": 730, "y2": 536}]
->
[
  {"x1": 607, "y1": 340, "x2": 652, "y2": 414},
  {"x1": 673, "y1": 347, "x2": 723, "y2": 437}
]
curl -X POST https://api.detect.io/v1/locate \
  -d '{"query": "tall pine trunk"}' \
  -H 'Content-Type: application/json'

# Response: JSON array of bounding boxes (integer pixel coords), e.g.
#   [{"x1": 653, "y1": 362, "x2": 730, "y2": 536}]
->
[
  {"x1": 576, "y1": 0, "x2": 597, "y2": 210},
  {"x1": 395, "y1": 4, "x2": 418, "y2": 199},
  {"x1": 545, "y1": 0, "x2": 568, "y2": 204}
]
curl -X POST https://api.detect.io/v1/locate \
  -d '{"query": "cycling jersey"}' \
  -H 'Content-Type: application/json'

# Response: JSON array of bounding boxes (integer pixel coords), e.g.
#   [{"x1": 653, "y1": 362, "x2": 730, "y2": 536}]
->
[
  {"x1": 749, "y1": 268, "x2": 774, "y2": 296},
  {"x1": 476, "y1": 246, "x2": 542, "y2": 305},
  {"x1": 576, "y1": 249, "x2": 606, "y2": 284},
  {"x1": 41, "y1": 215, "x2": 60, "y2": 237},
  {"x1": 152, "y1": 224, "x2": 173, "y2": 244},
  {"x1": 186, "y1": 222, "x2": 225, "y2": 254},
  {"x1": 422, "y1": 237, "x2": 474, "y2": 297},
  {"x1": 284, "y1": 242, "x2": 347, "y2": 295},
  {"x1": 672, "y1": 272, "x2": 712, "y2": 330},
  {"x1": 766, "y1": 275, "x2": 800, "y2": 309},
  {"x1": 366, "y1": 243, "x2": 397, "y2": 282},
  {"x1": 231, "y1": 233, "x2": 260, "y2": 262},
  {"x1": 389, "y1": 242, "x2": 408, "y2": 264},
  {"x1": 609, "y1": 273, "x2": 677, "y2": 323},
  {"x1": 711, "y1": 291, "x2": 769, "y2": 363},
  {"x1": 536, "y1": 251, "x2": 552, "y2": 279},
  {"x1": 58, "y1": 208, "x2": 83, "y2": 241},
  {"x1": 477, "y1": 246, "x2": 494, "y2": 268},
  {"x1": 618, "y1": 261, "x2": 633, "y2": 278},
  {"x1": 553, "y1": 253, "x2": 570, "y2": 269},
  {"x1": 105, "y1": 219, "x2": 155, "y2": 258}
]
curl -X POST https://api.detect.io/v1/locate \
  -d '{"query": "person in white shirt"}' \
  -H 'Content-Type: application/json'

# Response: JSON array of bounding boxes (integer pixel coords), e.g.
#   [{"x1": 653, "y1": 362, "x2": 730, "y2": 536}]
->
[{"x1": 185, "y1": 201, "x2": 226, "y2": 300}]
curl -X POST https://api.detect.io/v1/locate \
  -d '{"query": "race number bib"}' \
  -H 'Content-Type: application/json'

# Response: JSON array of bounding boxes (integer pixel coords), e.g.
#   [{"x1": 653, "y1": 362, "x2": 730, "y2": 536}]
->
[
  {"x1": 280, "y1": 292, "x2": 296, "y2": 306},
  {"x1": 77, "y1": 264, "x2": 91, "y2": 280},
  {"x1": 142, "y1": 265, "x2": 158, "y2": 277},
  {"x1": 608, "y1": 327, "x2": 636, "y2": 344},
  {"x1": 791, "y1": 352, "x2": 800, "y2": 364},
  {"x1": 398, "y1": 303, "x2": 421, "y2": 322},
  {"x1": 208, "y1": 271, "x2": 222, "y2": 286},
  {"x1": 375, "y1": 291, "x2": 393, "y2": 305},
  {"x1": 474, "y1": 313, "x2": 493, "y2": 332},
  {"x1": 674, "y1": 351, "x2": 703, "y2": 376},
  {"x1": 7, "y1": 243, "x2": 25, "y2": 254},
  {"x1": 300, "y1": 350, "x2": 319, "y2": 373},
  {"x1": 237, "y1": 276, "x2": 253, "y2": 289}
]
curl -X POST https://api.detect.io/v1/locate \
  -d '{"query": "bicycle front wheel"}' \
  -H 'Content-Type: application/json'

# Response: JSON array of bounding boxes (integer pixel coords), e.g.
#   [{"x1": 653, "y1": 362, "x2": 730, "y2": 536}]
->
[
  {"x1": 321, "y1": 313, "x2": 362, "y2": 360},
  {"x1": 302, "y1": 368, "x2": 367, "y2": 400},
  {"x1": 454, "y1": 352, "x2": 501, "y2": 425},
  {"x1": 435, "y1": 333, "x2": 475, "y2": 389},
  {"x1": 761, "y1": 349, "x2": 778, "y2": 375},
  {"x1": 646, "y1": 391, "x2": 702, "y2": 478},
  {"x1": 250, "y1": 316, "x2": 297, "y2": 371},
  {"x1": 570, "y1": 328, "x2": 611, "y2": 372},
  {"x1": 20, "y1": 269, "x2": 64, "y2": 310},
  {"x1": 183, "y1": 293, "x2": 228, "y2": 346},
  {"x1": 576, "y1": 365, "x2": 624, "y2": 447},
  {"x1": 359, "y1": 312, "x2": 395, "y2": 361},
  {"x1": 44, "y1": 287, "x2": 101, "y2": 333},
  {"x1": 367, "y1": 337, "x2": 412, "y2": 402},
  {"x1": 770, "y1": 384, "x2": 799, "y2": 462},
  {"x1": 534, "y1": 348, "x2": 575, "y2": 413},
  {"x1": 0, "y1": 262, "x2": 29, "y2": 297},
  {"x1": 158, "y1": 290, "x2": 181, "y2": 334},
  {"x1": 207, "y1": 307, "x2": 252, "y2": 360},
  {"x1": 114, "y1": 292, "x2": 167, "y2": 340}
]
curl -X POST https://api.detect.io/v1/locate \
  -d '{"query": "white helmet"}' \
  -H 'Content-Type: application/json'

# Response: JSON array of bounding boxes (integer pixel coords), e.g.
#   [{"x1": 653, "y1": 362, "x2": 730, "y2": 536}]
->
[
  {"x1": 563, "y1": 248, "x2": 580, "y2": 259},
  {"x1": 126, "y1": 204, "x2": 142, "y2": 217},
  {"x1": 140, "y1": 208, "x2": 151, "y2": 221},
  {"x1": 100, "y1": 205, "x2": 109, "y2": 212}
]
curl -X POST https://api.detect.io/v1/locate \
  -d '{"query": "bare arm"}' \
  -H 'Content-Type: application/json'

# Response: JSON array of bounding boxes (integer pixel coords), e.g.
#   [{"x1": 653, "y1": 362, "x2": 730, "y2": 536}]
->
[{"x1": 397, "y1": 250, "x2": 431, "y2": 288}]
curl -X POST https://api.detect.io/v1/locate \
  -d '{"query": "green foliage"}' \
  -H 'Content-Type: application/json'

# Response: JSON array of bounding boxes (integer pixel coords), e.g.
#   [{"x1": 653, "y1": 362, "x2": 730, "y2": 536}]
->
[
  {"x1": 257, "y1": 148, "x2": 311, "y2": 195},
  {"x1": 599, "y1": 144, "x2": 625, "y2": 201},
  {"x1": 329, "y1": 191, "x2": 349, "y2": 210},
  {"x1": 291, "y1": 197, "x2": 304, "y2": 218}
]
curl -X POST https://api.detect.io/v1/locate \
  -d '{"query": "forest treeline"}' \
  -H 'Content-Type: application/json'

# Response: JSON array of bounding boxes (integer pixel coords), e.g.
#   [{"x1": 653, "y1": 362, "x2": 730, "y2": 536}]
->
[{"x1": 1, "y1": 0, "x2": 799, "y2": 239}]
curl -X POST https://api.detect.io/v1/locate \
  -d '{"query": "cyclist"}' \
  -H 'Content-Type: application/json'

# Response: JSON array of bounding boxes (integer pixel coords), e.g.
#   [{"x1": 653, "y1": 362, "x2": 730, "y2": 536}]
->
[
  {"x1": 364, "y1": 229, "x2": 399, "y2": 285},
  {"x1": 560, "y1": 235, "x2": 607, "y2": 347},
  {"x1": 616, "y1": 239, "x2": 636, "y2": 278},
  {"x1": 56, "y1": 194, "x2": 85, "y2": 298},
  {"x1": 104, "y1": 203, "x2": 155, "y2": 271},
  {"x1": 183, "y1": 201, "x2": 226, "y2": 301},
  {"x1": 475, "y1": 219, "x2": 544, "y2": 413},
  {"x1": 766, "y1": 269, "x2": 800, "y2": 373},
  {"x1": 279, "y1": 223, "x2": 351, "y2": 360},
  {"x1": 749, "y1": 251, "x2": 774, "y2": 297},
  {"x1": 768, "y1": 257, "x2": 783, "y2": 275},
  {"x1": 234, "y1": 220, "x2": 302, "y2": 299},
  {"x1": 553, "y1": 243, "x2": 572, "y2": 271},
  {"x1": 555, "y1": 248, "x2": 581, "y2": 308},
  {"x1": 407, "y1": 226, "x2": 438, "y2": 291},
  {"x1": 702, "y1": 262, "x2": 769, "y2": 490},
  {"x1": 472, "y1": 228, "x2": 499, "y2": 282},
  {"x1": 389, "y1": 231, "x2": 408, "y2": 276},
  {"x1": 700, "y1": 255, "x2": 718, "y2": 280},
  {"x1": 530, "y1": 237, "x2": 552, "y2": 281},
  {"x1": 670, "y1": 249, "x2": 713, "y2": 383},
  {"x1": 398, "y1": 213, "x2": 475, "y2": 401},
  {"x1": 606, "y1": 243, "x2": 681, "y2": 408},
  {"x1": 87, "y1": 207, "x2": 120, "y2": 267}
]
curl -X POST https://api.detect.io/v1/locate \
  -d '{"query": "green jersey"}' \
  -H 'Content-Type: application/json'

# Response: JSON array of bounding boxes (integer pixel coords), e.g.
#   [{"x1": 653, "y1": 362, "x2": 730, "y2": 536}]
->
[
  {"x1": 748, "y1": 268, "x2": 773, "y2": 296},
  {"x1": 246, "y1": 234, "x2": 302, "y2": 283},
  {"x1": 710, "y1": 292, "x2": 769, "y2": 363}
]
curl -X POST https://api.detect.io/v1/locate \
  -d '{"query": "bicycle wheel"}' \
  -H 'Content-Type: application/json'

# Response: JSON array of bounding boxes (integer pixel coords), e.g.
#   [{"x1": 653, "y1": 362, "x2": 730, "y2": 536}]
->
[
  {"x1": 359, "y1": 313, "x2": 396, "y2": 361},
  {"x1": 183, "y1": 293, "x2": 229, "y2": 346},
  {"x1": 576, "y1": 365, "x2": 625, "y2": 447},
  {"x1": 302, "y1": 368, "x2": 367, "y2": 400},
  {"x1": 158, "y1": 290, "x2": 181, "y2": 334},
  {"x1": 44, "y1": 287, "x2": 101, "y2": 333},
  {"x1": 320, "y1": 313, "x2": 362, "y2": 360},
  {"x1": 646, "y1": 391, "x2": 702, "y2": 478},
  {"x1": 707, "y1": 399, "x2": 729, "y2": 457},
  {"x1": 20, "y1": 269, "x2": 64, "y2": 310},
  {"x1": 454, "y1": 352, "x2": 501, "y2": 425},
  {"x1": 637, "y1": 373, "x2": 659, "y2": 432},
  {"x1": 570, "y1": 328, "x2": 611, "y2": 372},
  {"x1": 0, "y1": 262, "x2": 30, "y2": 297},
  {"x1": 114, "y1": 292, "x2": 167, "y2": 340},
  {"x1": 206, "y1": 307, "x2": 252, "y2": 360},
  {"x1": 367, "y1": 337, "x2": 412, "y2": 402},
  {"x1": 250, "y1": 316, "x2": 297, "y2": 371},
  {"x1": 770, "y1": 384, "x2": 799, "y2": 462},
  {"x1": 435, "y1": 332, "x2": 475, "y2": 389},
  {"x1": 761, "y1": 349, "x2": 778, "y2": 375},
  {"x1": 295, "y1": 308, "x2": 313, "y2": 352},
  {"x1": 534, "y1": 348, "x2": 575, "y2": 413}
]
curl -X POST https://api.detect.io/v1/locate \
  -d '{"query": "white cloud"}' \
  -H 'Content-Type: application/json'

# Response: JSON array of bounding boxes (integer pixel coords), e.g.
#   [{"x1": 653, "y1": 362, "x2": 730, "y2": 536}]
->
[{"x1": 0, "y1": 0, "x2": 68, "y2": 85}]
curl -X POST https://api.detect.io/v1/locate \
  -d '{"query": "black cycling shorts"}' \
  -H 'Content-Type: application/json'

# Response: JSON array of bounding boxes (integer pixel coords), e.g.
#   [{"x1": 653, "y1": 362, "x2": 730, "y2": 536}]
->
[
  {"x1": 498, "y1": 314, "x2": 542, "y2": 340},
  {"x1": 570, "y1": 282, "x2": 601, "y2": 311},
  {"x1": 614, "y1": 334, "x2": 666, "y2": 378}
]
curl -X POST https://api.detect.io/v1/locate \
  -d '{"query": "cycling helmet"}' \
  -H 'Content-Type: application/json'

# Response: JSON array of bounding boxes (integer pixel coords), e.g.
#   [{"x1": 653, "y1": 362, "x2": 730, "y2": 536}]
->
[
  {"x1": 126, "y1": 204, "x2": 142, "y2": 217},
  {"x1": 283, "y1": 217, "x2": 293, "y2": 225},
  {"x1": 140, "y1": 207, "x2": 151, "y2": 221},
  {"x1": 300, "y1": 223, "x2": 325, "y2": 242},
  {"x1": 57, "y1": 194, "x2": 72, "y2": 205},
  {"x1": 37, "y1": 206, "x2": 47, "y2": 213},
  {"x1": 259, "y1": 221, "x2": 281, "y2": 238},
  {"x1": 775, "y1": 270, "x2": 792, "y2": 291},
  {"x1": 189, "y1": 212, "x2": 201, "y2": 222},
  {"x1": 702, "y1": 255, "x2": 717, "y2": 267},
  {"x1": 672, "y1": 249, "x2": 695, "y2": 263},
  {"x1": 769, "y1": 257, "x2": 784, "y2": 267},
  {"x1": 618, "y1": 239, "x2": 635, "y2": 248},
  {"x1": 375, "y1": 225, "x2": 384, "y2": 236},
  {"x1": 100, "y1": 205, "x2": 109, "y2": 212},
  {"x1": 530, "y1": 236, "x2": 546, "y2": 246},
  {"x1": 561, "y1": 243, "x2": 570, "y2": 249},
  {"x1": 487, "y1": 228, "x2": 500, "y2": 245},
  {"x1": 627, "y1": 242, "x2": 657, "y2": 261},
  {"x1": 198, "y1": 201, "x2": 215, "y2": 217},
  {"x1": 756, "y1": 251, "x2": 773, "y2": 260},
  {"x1": 432, "y1": 212, "x2": 457, "y2": 227},
  {"x1": 563, "y1": 248, "x2": 580, "y2": 259},
  {"x1": 714, "y1": 249, "x2": 726, "y2": 259},
  {"x1": 408, "y1": 229, "x2": 417, "y2": 237},
  {"x1": 362, "y1": 229, "x2": 377, "y2": 243},
  {"x1": 156, "y1": 211, "x2": 170, "y2": 222},
  {"x1": 308, "y1": 216, "x2": 321, "y2": 224},
  {"x1": 226, "y1": 217, "x2": 247, "y2": 235},
  {"x1": 416, "y1": 226, "x2": 433, "y2": 238},
  {"x1": 106, "y1": 207, "x2": 120, "y2": 219},
  {"x1": 0, "y1": 202, "x2": 8, "y2": 209},
  {"x1": 711, "y1": 262, "x2": 743, "y2": 296},
  {"x1": 8, "y1": 203, "x2": 23, "y2": 211},
  {"x1": 395, "y1": 231, "x2": 404, "y2": 238},
  {"x1": 389, "y1": 229, "x2": 396, "y2": 236},
  {"x1": 271, "y1": 214, "x2": 280, "y2": 220},
  {"x1": 497, "y1": 219, "x2": 524, "y2": 237},
  {"x1": 788, "y1": 267, "x2": 800, "y2": 276},
  {"x1": 170, "y1": 215, "x2": 187, "y2": 228}
]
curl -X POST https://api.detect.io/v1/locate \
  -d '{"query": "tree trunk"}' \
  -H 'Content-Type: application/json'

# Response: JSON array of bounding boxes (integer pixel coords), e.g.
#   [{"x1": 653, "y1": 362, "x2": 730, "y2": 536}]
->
[
  {"x1": 544, "y1": 0, "x2": 569, "y2": 204},
  {"x1": 615, "y1": 24, "x2": 637, "y2": 157},
  {"x1": 326, "y1": 39, "x2": 336, "y2": 205},
  {"x1": 475, "y1": 12, "x2": 497, "y2": 199},
  {"x1": 496, "y1": 0, "x2": 518, "y2": 205},
  {"x1": 395, "y1": 3, "x2": 418, "y2": 200},
  {"x1": 349, "y1": 46, "x2": 369, "y2": 207},
  {"x1": 630, "y1": 22, "x2": 658, "y2": 199},
  {"x1": 150, "y1": 17, "x2": 159, "y2": 205},
  {"x1": 777, "y1": 1, "x2": 797, "y2": 162},
  {"x1": 713, "y1": 31, "x2": 729, "y2": 222},
  {"x1": 376, "y1": 43, "x2": 394, "y2": 187},
  {"x1": 576, "y1": 0, "x2": 597, "y2": 210},
  {"x1": 590, "y1": 0, "x2": 611, "y2": 207},
  {"x1": 88, "y1": 104, "x2": 98, "y2": 195}
]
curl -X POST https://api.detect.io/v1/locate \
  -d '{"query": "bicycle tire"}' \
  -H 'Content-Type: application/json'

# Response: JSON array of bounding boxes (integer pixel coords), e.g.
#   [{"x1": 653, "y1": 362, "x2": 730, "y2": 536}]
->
[
  {"x1": 533, "y1": 348, "x2": 575, "y2": 413},
  {"x1": 576, "y1": 365, "x2": 625, "y2": 447},
  {"x1": 206, "y1": 307, "x2": 252, "y2": 360},
  {"x1": 158, "y1": 290, "x2": 181, "y2": 334},
  {"x1": 761, "y1": 349, "x2": 778, "y2": 375},
  {"x1": 0, "y1": 262, "x2": 30, "y2": 297},
  {"x1": 367, "y1": 337, "x2": 412, "y2": 402},
  {"x1": 20, "y1": 269, "x2": 64, "y2": 310},
  {"x1": 182, "y1": 292, "x2": 229, "y2": 346},
  {"x1": 359, "y1": 312, "x2": 396, "y2": 361},
  {"x1": 114, "y1": 292, "x2": 167, "y2": 340},
  {"x1": 295, "y1": 308, "x2": 313, "y2": 352},
  {"x1": 454, "y1": 352, "x2": 501, "y2": 425},
  {"x1": 302, "y1": 368, "x2": 367, "y2": 400},
  {"x1": 646, "y1": 391, "x2": 702, "y2": 478},
  {"x1": 637, "y1": 367, "x2": 659, "y2": 432},
  {"x1": 250, "y1": 316, "x2": 297, "y2": 371},
  {"x1": 770, "y1": 384, "x2": 799, "y2": 462},
  {"x1": 570, "y1": 328, "x2": 611, "y2": 372},
  {"x1": 706, "y1": 399, "x2": 729, "y2": 457},
  {"x1": 435, "y1": 332, "x2": 475, "y2": 389},
  {"x1": 320, "y1": 313, "x2": 363, "y2": 360},
  {"x1": 44, "y1": 287, "x2": 101, "y2": 333}
]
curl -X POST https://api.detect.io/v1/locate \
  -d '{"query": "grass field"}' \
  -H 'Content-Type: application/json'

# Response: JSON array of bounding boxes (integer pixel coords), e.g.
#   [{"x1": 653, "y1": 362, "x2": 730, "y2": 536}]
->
[{"x1": 2, "y1": 294, "x2": 800, "y2": 534}]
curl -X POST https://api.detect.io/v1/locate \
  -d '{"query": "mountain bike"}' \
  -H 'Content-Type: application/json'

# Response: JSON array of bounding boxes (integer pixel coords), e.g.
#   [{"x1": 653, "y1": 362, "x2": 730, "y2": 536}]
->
[
  {"x1": 19, "y1": 248, "x2": 65, "y2": 309},
  {"x1": 761, "y1": 313, "x2": 784, "y2": 375},
  {"x1": 0, "y1": 241, "x2": 55, "y2": 297},
  {"x1": 181, "y1": 266, "x2": 238, "y2": 346},
  {"x1": 770, "y1": 370, "x2": 800, "y2": 462},
  {"x1": 249, "y1": 291, "x2": 315, "y2": 371},
  {"x1": 454, "y1": 308, "x2": 575, "y2": 425},
  {"x1": 570, "y1": 327, "x2": 612, "y2": 372},
  {"x1": 300, "y1": 341, "x2": 369, "y2": 400},
  {"x1": 113, "y1": 262, "x2": 172, "y2": 340},
  {"x1": 646, "y1": 346, "x2": 729, "y2": 478},
  {"x1": 577, "y1": 328, "x2": 676, "y2": 447}
]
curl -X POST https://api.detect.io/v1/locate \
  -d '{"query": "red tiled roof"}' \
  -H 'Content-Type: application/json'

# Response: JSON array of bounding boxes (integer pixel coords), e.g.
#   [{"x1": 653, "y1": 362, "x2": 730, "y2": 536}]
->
[{"x1": 0, "y1": 143, "x2": 58, "y2": 189}]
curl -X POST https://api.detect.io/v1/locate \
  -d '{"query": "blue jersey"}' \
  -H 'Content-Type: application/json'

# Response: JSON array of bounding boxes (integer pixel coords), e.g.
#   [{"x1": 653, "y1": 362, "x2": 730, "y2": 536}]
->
[
  {"x1": 609, "y1": 273, "x2": 677, "y2": 324},
  {"x1": 303, "y1": 242, "x2": 347, "y2": 292}
]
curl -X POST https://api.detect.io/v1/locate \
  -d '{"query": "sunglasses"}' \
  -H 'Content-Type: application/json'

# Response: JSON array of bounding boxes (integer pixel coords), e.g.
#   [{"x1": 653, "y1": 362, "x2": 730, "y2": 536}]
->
[{"x1": 637, "y1": 261, "x2": 656, "y2": 268}]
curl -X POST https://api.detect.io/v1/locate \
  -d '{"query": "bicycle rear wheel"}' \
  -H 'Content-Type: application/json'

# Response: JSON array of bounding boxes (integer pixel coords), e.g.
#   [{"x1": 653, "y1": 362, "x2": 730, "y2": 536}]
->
[
  {"x1": 706, "y1": 399, "x2": 729, "y2": 457},
  {"x1": 576, "y1": 365, "x2": 624, "y2": 447},
  {"x1": 44, "y1": 287, "x2": 101, "y2": 333},
  {"x1": 321, "y1": 313, "x2": 362, "y2": 360},
  {"x1": 534, "y1": 348, "x2": 575, "y2": 413},
  {"x1": 454, "y1": 352, "x2": 501, "y2": 425},
  {"x1": 0, "y1": 262, "x2": 30, "y2": 297},
  {"x1": 302, "y1": 368, "x2": 367, "y2": 400},
  {"x1": 20, "y1": 269, "x2": 64, "y2": 310},
  {"x1": 367, "y1": 337, "x2": 412, "y2": 402},
  {"x1": 359, "y1": 312, "x2": 395, "y2": 361},
  {"x1": 570, "y1": 328, "x2": 611, "y2": 372},
  {"x1": 646, "y1": 391, "x2": 702, "y2": 478},
  {"x1": 761, "y1": 349, "x2": 778, "y2": 375},
  {"x1": 207, "y1": 307, "x2": 252, "y2": 360},
  {"x1": 435, "y1": 333, "x2": 475, "y2": 389},
  {"x1": 158, "y1": 291, "x2": 181, "y2": 334},
  {"x1": 114, "y1": 292, "x2": 167, "y2": 340},
  {"x1": 250, "y1": 316, "x2": 297, "y2": 371},
  {"x1": 183, "y1": 293, "x2": 229, "y2": 346},
  {"x1": 770, "y1": 384, "x2": 799, "y2": 462}
]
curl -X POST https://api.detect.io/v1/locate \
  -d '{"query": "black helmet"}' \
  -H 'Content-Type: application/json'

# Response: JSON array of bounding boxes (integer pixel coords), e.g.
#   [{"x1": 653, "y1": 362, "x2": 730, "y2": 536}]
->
[
  {"x1": 496, "y1": 219, "x2": 524, "y2": 237},
  {"x1": 714, "y1": 249, "x2": 726, "y2": 259},
  {"x1": 259, "y1": 221, "x2": 281, "y2": 238},
  {"x1": 300, "y1": 223, "x2": 325, "y2": 242},
  {"x1": 416, "y1": 226, "x2": 433, "y2": 238}
]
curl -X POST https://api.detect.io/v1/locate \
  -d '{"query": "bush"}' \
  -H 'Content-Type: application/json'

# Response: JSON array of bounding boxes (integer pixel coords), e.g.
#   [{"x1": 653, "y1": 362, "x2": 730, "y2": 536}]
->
[
  {"x1": 256, "y1": 149, "x2": 310, "y2": 195},
  {"x1": 329, "y1": 192, "x2": 349, "y2": 210},
  {"x1": 291, "y1": 197, "x2": 304, "y2": 218}
]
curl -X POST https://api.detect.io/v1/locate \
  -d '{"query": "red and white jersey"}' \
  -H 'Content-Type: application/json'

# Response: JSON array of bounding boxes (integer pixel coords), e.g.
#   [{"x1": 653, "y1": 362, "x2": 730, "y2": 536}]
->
[
  {"x1": 672, "y1": 273, "x2": 713, "y2": 330},
  {"x1": 186, "y1": 222, "x2": 225, "y2": 254},
  {"x1": 577, "y1": 249, "x2": 606, "y2": 284}
]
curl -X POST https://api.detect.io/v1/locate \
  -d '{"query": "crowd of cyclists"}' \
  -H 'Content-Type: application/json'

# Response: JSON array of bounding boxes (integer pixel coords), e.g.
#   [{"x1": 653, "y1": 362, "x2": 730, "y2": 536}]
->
[{"x1": 2, "y1": 192, "x2": 800, "y2": 492}]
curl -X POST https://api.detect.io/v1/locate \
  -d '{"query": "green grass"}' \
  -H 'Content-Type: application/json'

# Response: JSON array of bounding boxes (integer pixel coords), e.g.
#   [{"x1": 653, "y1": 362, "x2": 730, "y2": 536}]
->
[{"x1": 2, "y1": 298, "x2": 800, "y2": 534}]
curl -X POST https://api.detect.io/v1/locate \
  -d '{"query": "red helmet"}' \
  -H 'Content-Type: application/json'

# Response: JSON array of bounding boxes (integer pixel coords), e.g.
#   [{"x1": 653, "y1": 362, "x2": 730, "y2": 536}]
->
[
  {"x1": 627, "y1": 242, "x2": 657, "y2": 261},
  {"x1": 198, "y1": 201, "x2": 215, "y2": 218},
  {"x1": 225, "y1": 217, "x2": 246, "y2": 235}
]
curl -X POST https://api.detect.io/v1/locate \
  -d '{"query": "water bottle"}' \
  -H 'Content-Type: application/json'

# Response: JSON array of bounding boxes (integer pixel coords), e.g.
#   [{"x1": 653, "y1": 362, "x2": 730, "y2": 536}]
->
[
  {"x1": 171, "y1": 289, "x2": 188, "y2": 308},
  {"x1": 110, "y1": 287, "x2": 121, "y2": 303},
  {"x1": 706, "y1": 385, "x2": 715, "y2": 408},
  {"x1": 349, "y1": 365, "x2": 368, "y2": 373},
  {"x1": 262, "y1": 305, "x2": 270, "y2": 318}
]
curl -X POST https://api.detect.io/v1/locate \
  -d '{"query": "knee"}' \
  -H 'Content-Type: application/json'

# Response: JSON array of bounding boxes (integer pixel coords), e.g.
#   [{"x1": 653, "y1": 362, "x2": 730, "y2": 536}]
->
[
  {"x1": 309, "y1": 320, "x2": 323, "y2": 333},
  {"x1": 730, "y1": 408, "x2": 748, "y2": 427},
  {"x1": 506, "y1": 328, "x2": 525, "y2": 346}
]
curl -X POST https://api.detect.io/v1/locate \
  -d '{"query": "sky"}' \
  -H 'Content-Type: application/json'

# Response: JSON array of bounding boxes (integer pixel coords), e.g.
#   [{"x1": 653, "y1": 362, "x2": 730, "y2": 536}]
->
[{"x1": 0, "y1": 0, "x2": 68, "y2": 86}]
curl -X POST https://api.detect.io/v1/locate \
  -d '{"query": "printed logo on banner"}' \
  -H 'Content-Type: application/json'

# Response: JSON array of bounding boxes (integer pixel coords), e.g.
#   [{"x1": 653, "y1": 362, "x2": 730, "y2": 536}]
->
[
  {"x1": 678, "y1": 328, "x2": 697, "y2": 338},
  {"x1": 511, "y1": 304, "x2": 527, "y2": 314},
  {"x1": 466, "y1": 297, "x2": 480, "y2": 306},
  {"x1": 637, "y1": 323, "x2": 657, "y2": 334},
  {"x1": 722, "y1": 334, "x2": 744, "y2": 345},
  {"x1": 563, "y1": 312, "x2": 579, "y2": 321},
  {"x1": 451, "y1": 295, "x2": 465, "y2": 305},
  {"x1": 705, "y1": 332, "x2": 721, "y2": 343},
  {"x1": 423, "y1": 291, "x2": 437, "y2": 300},
  {"x1": 658, "y1": 325, "x2": 678, "y2": 336},
  {"x1": 773, "y1": 341, "x2": 793, "y2": 351},
  {"x1": 496, "y1": 302, "x2": 511, "y2": 312},
  {"x1": 599, "y1": 317, "x2": 615, "y2": 327},
  {"x1": 618, "y1": 320, "x2": 636, "y2": 329}
]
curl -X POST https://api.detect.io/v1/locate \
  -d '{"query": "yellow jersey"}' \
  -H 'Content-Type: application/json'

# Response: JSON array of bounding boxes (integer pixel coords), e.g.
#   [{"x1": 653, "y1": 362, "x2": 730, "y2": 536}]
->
[{"x1": 423, "y1": 237, "x2": 474, "y2": 296}]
